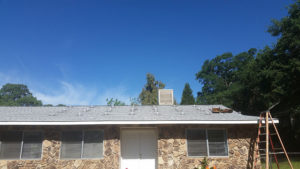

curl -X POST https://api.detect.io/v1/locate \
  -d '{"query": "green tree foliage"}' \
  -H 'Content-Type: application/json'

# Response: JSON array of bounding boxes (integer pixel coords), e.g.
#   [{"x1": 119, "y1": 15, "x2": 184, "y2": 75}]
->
[
  {"x1": 265, "y1": 1, "x2": 300, "y2": 147},
  {"x1": 180, "y1": 83, "x2": 195, "y2": 105},
  {"x1": 106, "y1": 98, "x2": 126, "y2": 106},
  {"x1": 195, "y1": 49, "x2": 256, "y2": 107},
  {"x1": 44, "y1": 104, "x2": 53, "y2": 106},
  {"x1": 0, "y1": 83, "x2": 42, "y2": 106},
  {"x1": 139, "y1": 73, "x2": 165, "y2": 105},
  {"x1": 195, "y1": 0, "x2": 300, "y2": 149},
  {"x1": 57, "y1": 104, "x2": 66, "y2": 107}
]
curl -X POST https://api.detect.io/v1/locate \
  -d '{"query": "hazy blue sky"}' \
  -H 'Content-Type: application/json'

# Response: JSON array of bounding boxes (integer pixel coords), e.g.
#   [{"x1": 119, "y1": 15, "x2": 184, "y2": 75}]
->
[{"x1": 0, "y1": 0, "x2": 293, "y2": 105}]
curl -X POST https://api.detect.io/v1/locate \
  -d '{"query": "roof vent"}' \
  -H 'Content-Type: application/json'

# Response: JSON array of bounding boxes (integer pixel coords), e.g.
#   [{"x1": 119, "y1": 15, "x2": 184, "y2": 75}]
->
[
  {"x1": 212, "y1": 107, "x2": 233, "y2": 113},
  {"x1": 130, "y1": 105, "x2": 135, "y2": 115},
  {"x1": 158, "y1": 89, "x2": 174, "y2": 105}
]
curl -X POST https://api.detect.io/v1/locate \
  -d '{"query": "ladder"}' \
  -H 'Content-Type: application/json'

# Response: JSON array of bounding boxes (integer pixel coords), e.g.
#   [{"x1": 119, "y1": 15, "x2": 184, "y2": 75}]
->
[{"x1": 253, "y1": 111, "x2": 294, "y2": 169}]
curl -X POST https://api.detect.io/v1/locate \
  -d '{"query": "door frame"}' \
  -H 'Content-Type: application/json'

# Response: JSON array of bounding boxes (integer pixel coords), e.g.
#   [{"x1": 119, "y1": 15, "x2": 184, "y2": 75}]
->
[{"x1": 120, "y1": 127, "x2": 158, "y2": 169}]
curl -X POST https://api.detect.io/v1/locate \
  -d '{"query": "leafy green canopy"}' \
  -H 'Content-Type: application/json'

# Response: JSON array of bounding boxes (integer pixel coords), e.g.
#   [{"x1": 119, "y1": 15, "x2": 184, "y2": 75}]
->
[
  {"x1": 180, "y1": 83, "x2": 195, "y2": 105},
  {"x1": 196, "y1": 49, "x2": 256, "y2": 108},
  {"x1": 196, "y1": 0, "x2": 300, "y2": 148},
  {"x1": 0, "y1": 83, "x2": 42, "y2": 106},
  {"x1": 139, "y1": 73, "x2": 165, "y2": 105},
  {"x1": 265, "y1": 1, "x2": 300, "y2": 144}
]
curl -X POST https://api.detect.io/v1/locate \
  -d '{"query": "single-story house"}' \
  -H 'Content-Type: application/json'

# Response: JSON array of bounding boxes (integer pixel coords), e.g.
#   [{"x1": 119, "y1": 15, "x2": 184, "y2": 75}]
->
[{"x1": 0, "y1": 105, "x2": 274, "y2": 169}]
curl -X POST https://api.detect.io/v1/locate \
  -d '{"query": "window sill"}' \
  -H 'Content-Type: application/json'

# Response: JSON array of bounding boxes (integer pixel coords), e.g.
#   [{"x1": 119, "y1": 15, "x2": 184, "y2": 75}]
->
[
  {"x1": 59, "y1": 157, "x2": 105, "y2": 160},
  {"x1": 187, "y1": 156, "x2": 229, "y2": 158}
]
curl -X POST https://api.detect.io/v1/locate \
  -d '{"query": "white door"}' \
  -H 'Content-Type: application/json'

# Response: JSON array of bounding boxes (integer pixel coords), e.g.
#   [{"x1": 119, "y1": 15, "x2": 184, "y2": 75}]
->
[{"x1": 121, "y1": 129, "x2": 157, "y2": 169}]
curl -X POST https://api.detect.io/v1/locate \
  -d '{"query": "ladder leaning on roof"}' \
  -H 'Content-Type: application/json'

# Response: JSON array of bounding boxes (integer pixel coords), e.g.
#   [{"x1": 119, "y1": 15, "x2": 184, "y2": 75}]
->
[{"x1": 253, "y1": 111, "x2": 294, "y2": 169}]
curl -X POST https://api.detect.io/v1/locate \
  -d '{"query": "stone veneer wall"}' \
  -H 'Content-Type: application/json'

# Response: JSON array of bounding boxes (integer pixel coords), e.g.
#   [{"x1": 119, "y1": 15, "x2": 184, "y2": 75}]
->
[
  {"x1": 0, "y1": 124, "x2": 257, "y2": 169},
  {"x1": 157, "y1": 124, "x2": 257, "y2": 169},
  {"x1": 0, "y1": 126, "x2": 120, "y2": 169}
]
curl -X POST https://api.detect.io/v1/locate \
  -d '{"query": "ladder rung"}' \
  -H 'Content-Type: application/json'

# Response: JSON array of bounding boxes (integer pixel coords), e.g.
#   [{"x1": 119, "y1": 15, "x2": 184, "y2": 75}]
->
[
  {"x1": 260, "y1": 152, "x2": 284, "y2": 156},
  {"x1": 259, "y1": 141, "x2": 267, "y2": 143},
  {"x1": 258, "y1": 149, "x2": 282, "y2": 152},
  {"x1": 259, "y1": 126, "x2": 266, "y2": 128},
  {"x1": 259, "y1": 133, "x2": 276, "y2": 136}
]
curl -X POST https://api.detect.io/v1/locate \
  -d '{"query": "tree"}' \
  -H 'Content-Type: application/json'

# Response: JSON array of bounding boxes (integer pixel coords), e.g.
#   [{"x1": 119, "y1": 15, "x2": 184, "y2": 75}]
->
[
  {"x1": 195, "y1": 49, "x2": 256, "y2": 107},
  {"x1": 180, "y1": 83, "x2": 195, "y2": 105},
  {"x1": 0, "y1": 83, "x2": 42, "y2": 106},
  {"x1": 106, "y1": 98, "x2": 126, "y2": 106},
  {"x1": 264, "y1": 0, "x2": 300, "y2": 148},
  {"x1": 57, "y1": 104, "x2": 66, "y2": 107},
  {"x1": 195, "y1": 0, "x2": 300, "y2": 149},
  {"x1": 44, "y1": 104, "x2": 53, "y2": 106},
  {"x1": 139, "y1": 73, "x2": 165, "y2": 105}
]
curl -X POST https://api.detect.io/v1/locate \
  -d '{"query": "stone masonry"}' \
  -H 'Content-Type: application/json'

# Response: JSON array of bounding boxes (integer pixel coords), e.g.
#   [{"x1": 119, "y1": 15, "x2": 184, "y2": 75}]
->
[
  {"x1": 157, "y1": 124, "x2": 257, "y2": 169},
  {"x1": 0, "y1": 124, "x2": 257, "y2": 169}
]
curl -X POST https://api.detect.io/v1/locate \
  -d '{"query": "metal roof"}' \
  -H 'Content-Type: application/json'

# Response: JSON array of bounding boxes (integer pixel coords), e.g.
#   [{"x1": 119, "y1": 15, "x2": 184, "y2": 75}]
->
[{"x1": 0, "y1": 105, "x2": 264, "y2": 125}]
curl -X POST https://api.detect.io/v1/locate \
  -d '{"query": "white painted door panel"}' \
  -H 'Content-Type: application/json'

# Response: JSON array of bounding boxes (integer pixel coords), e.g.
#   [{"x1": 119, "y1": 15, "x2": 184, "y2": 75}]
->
[{"x1": 121, "y1": 129, "x2": 156, "y2": 169}]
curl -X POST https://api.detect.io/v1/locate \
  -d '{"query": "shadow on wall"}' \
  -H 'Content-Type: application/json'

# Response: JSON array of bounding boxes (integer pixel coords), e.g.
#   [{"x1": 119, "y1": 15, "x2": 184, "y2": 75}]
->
[{"x1": 246, "y1": 137, "x2": 256, "y2": 169}]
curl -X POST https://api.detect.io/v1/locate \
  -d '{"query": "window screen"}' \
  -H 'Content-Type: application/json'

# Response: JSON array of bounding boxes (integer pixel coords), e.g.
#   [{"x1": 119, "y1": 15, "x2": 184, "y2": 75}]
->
[
  {"x1": 82, "y1": 131, "x2": 103, "y2": 158},
  {"x1": 187, "y1": 129, "x2": 228, "y2": 157},
  {"x1": 0, "y1": 131, "x2": 43, "y2": 159},
  {"x1": 187, "y1": 129, "x2": 207, "y2": 156},
  {"x1": 0, "y1": 131, "x2": 22, "y2": 159},
  {"x1": 21, "y1": 132, "x2": 43, "y2": 159},
  {"x1": 60, "y1": 130, "x2": 103, "y2": 159},
  {"x1": 61, "y1": 131, "x2": 82, "y2": 159},
  {"x1": 207, "y1": 130, "x2": 228, "y2": 156}
]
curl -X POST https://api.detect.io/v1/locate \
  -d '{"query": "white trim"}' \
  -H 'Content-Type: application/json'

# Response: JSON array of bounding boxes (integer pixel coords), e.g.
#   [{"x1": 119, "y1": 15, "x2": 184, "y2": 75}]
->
[
  {"x1": 120, "y1": 128, "x2": 158, "y2": 169},
  {"x1": 0, "y1": 120, "x2": 279, "y2": 125}
]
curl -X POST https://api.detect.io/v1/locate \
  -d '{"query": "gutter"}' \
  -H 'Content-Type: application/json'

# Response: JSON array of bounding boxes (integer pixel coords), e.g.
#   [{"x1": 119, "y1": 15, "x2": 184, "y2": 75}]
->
[{"x1": 0, "y1": 120, "x2": 279, "y2": 125}]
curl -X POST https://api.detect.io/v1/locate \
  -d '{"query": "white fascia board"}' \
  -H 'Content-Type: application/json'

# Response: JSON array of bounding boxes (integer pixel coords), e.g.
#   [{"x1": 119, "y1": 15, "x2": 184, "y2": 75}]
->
[{"x1": 0, "y1": 120, "x2": 279, "y2": 125}]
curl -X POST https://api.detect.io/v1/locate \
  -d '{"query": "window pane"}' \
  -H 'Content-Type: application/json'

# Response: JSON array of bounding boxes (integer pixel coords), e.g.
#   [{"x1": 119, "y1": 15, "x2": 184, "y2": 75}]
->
[
  {"x1": 208, "y1": 130, "x2": 228, "y2": 156},
  {"x1": 61, "y1": 131, "x2": 82, "y2": 159},
  {"x1": 21, "y1": 132, "x2": 43, "y2": 159},
  {"x1": 187, "y1": 129, "x2": 207, "y2": 156},
  {"x1": 82, "y1": 131, "x2": 103, "y2": 158},
  {"x1": 0, "y1": 131, "x2": 22, "y2": 159}
]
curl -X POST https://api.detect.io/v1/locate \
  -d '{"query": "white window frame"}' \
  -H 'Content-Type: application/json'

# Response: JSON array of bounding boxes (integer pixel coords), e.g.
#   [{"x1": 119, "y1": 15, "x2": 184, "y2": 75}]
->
[
  {"x1": 186, "y1": 128, "x2": 229, "y2": 158},
  {"x1": 0, "y1": 130, "x2": 43, "y2": 160},
  {"x1": 60, "y1": 130, "x2": 104, "y2": 160}
]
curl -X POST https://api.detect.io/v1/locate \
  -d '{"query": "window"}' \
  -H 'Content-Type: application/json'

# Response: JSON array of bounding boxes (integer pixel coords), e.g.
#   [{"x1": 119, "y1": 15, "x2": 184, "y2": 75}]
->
[
  {"x1": 187, "y1": 129, "x2": 228, "y2": 157},
  {"x1": 60, "y1": 130, "x2": 103, "y2": 159},
  {"x1": 207, "y1": 130, "x2": 228, "y2": 156},
  {"x1": 0, "y1": 131, "x2": 43, "y2": 159},
  {"x1": 187, "y1": 129, "x2": 207, "y2": 156}
]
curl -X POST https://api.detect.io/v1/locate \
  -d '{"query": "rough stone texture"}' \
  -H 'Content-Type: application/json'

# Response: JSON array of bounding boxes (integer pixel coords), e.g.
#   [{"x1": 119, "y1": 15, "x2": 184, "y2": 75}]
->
[
  {"x1": 0, "y1": 124, "x2": 257, "y2": 169},
  {"x1": 0, "y1": 126, "x2": 120, "y2": 169},
  {"x1": 157, "y1": 124, "x2": 257, "y2": 169}
]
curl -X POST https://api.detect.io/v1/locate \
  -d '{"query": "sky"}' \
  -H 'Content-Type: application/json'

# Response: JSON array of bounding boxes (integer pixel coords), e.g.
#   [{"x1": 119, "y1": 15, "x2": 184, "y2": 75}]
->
[{"x1": 0, "y1": 0, "x2": 293, "y2": 105}]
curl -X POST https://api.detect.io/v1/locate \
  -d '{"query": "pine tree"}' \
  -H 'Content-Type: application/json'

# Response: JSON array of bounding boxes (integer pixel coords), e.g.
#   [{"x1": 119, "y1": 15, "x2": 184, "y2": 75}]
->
[
  {"x1": 180, "y1": 83, "x2": 195, "y2": 105},
  {"x1": 139, "y1": 73, "x2": 165, "y2": 105}
]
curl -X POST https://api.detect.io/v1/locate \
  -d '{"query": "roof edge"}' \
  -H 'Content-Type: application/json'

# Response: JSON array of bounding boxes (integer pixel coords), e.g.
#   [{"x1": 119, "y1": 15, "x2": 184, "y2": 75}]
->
[{"x1": 0, "y1": 120, "x2": 279, "y2": 125}]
